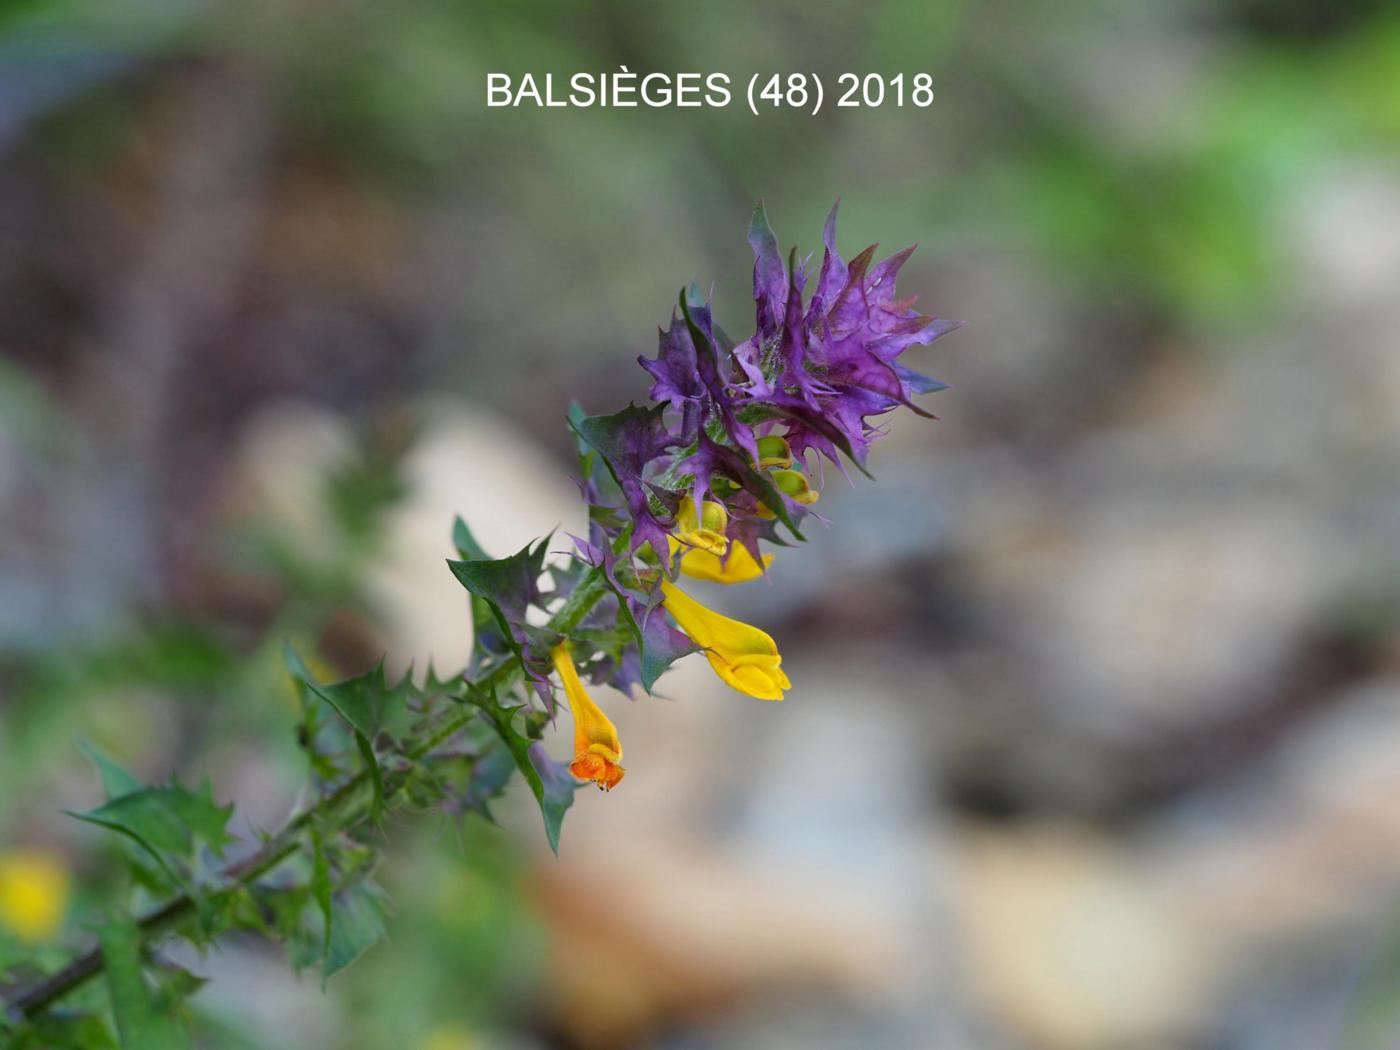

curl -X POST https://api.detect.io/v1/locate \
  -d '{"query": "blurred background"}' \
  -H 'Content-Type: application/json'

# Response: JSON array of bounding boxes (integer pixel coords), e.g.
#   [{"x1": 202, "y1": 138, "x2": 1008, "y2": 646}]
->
[{"x1": 2, "y1": 0, "x2": 1400, "y2": 1047}]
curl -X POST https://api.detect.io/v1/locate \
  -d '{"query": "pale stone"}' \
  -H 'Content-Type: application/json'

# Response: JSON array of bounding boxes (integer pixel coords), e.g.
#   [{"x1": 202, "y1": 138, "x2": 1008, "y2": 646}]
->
[
  {"x1": 954, "y1": 825, "x2": 1208, "y2": 1050},
  {"x1": 363, "y1": 399, "x2": 583, "y2": 682}
]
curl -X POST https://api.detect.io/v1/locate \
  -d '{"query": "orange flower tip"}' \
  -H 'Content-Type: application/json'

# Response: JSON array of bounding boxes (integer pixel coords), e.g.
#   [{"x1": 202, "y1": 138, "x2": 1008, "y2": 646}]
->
[{"x1": 570, "y1": 749, "x2": 625, "y2": 791}]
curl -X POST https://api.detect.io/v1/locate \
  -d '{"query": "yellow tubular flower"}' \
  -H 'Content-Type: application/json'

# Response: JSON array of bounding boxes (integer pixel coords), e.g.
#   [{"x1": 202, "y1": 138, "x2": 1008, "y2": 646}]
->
[
  {"x1": 659, "y1": 579, "x2": 790, "y2": 700},
  {"x1": 550, "y1": 644, "x2": 625, "y2": 791},
  {"x1": 668, "y1": 535, "x2": 773, "y2": 584},
  {"x1": 674, "y1": 495, "x2": 729, "y2": 555},
  {"x1": 0, "y1": 850, "x2": 70, "y2": 942}
]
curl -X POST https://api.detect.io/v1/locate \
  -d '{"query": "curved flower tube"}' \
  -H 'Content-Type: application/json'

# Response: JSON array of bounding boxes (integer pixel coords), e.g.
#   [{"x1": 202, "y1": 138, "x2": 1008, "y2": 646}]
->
[
  {"x1": 674, "y1": 495, "x2": 730, "y2": 556},
  {"x1": 668, "y1": 536, "x2": 773, "y2": 584},
  {"x1": 550, "y1": 644, "x2": 625, "y2": 790},
  {"x1": 658, "y1": 579, "x2": 790, "y2": 700}
]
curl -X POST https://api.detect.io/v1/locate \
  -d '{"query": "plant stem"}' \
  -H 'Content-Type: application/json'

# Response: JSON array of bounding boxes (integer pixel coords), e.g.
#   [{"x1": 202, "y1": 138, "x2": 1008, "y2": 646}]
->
[{"x1": 4, "y1": 565, "x2": 610, "y2": 1023}]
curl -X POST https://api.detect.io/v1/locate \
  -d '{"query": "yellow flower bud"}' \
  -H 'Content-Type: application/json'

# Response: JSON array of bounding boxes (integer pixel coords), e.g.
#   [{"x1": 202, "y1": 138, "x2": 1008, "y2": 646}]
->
[
  {"x1": 674, "y1": 495, "x2": 729, "y2": 556},
  {"x1": 756, "y1": 435, "x2": 793, "y2": 469},
  {"x1": 770, "y1": 468, "x2": 819, "y2": 505},
  {"x1": 757, "y1": 468, "x2": 819, "y2": 519}
]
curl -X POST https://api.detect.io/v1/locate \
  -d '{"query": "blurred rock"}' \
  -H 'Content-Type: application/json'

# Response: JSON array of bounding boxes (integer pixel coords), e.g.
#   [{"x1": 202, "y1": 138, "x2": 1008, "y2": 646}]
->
[
  {"x1": 224, "y1": 399, "x2": 357, "y2": 567},
  {"x1": 533, "y1": 838, "x2": 903, "y2": 1049},
  {"x1": 1015, "y1": 476, "x2": 1338, "y2": 736},
  {"x1": 533, "y1": 657, "x2": 973, "y2": 1049},
  {"x1": 1156, "y1": 676, "x2": 1400, "y2": 949},
  {"x1": 364, "y1": 398, "x2": 583, "y2": 681},
  {"x1": 1293, "y1": 165, "x2": 1400, "y2": 310},
  {"x1": 951, "y1": 824, "x2": 1208, "y2": 1050},
  {"x1": 170, "y1": 942, "x2": 341, "y2": 1050},
  {"x1": 226, "y1": 397, "x2": 583, "y2": 681}
]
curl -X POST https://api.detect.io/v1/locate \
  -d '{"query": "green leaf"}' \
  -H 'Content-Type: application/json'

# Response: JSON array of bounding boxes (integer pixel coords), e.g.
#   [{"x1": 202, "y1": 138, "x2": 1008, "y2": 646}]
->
[
  {"x1": 286, "y1": 652, "x2": 416, "y2": 823},
  {"x1": 588, "y1": 573, "x2": 697, "y2": 694},
  {"x1": 451, "y1": 518, "x2": 519, "y2": 669},
  {"x1": 321, "y1": 883, "x2": 388, "y2": 981},
  {"x1": 310, "y1": 831, "x2": 334, "y2": 981},
  {"x1": 466, "y1": 685, "x2": 578, "y2": 854},
  {"x1": 281, "y1": 642, "x2": 318, "y2": 707},
  {"x1": 5, "y1": 1011, "x2": 118, "y2": 1049},
  {"x1": 281, "y1": 644, "x2": 346, "y2": 782},
  {"x1": 0, "y1": 928, "x2": 23, "y2": 984},
  {"x1": 526, "y1": 743, "x2": 582, "y2": 854},
  {"x1": 206, "y1": 884, "x2": 268, "y2": 940},
  {"x1": 448, "y1": 536, "x2": 558, "y2": 676},
  {"x1": 355, "y1": 733, "x2": 384, "y2": 820},
  {"x1": 571, "y1": 404, "x2": 669, "y2": 485},
  {"x1": 263, "y1": 883, "x2": 318, "y2": 951},
  {"x1": 461, "y1": 741, "x2": 516, "y2": 823},
  {"x1": 448, "y1": 536, "x2": 552, "y2": 627},
  {"x1": 69, "y1": 783, "x2": 234, "y2": 895},
  {"x1": 298, "y1": 659, "x2": 410, "y2": 742},
  {"x1": 450, "y1": 515, "x2": 492, "y2": 561},
  {"x1": 77, "y1": 740, "x2": 142, "y2": 799},
  {"x1": 148, "y1": 960, "x2": 208, "y2": 1013},
  {"x1": 636, "y1": 608, "x2": 700, "y2": 693},
  {"x1": 72, "y1": 785, "x2": 234, "y2": 858},
  {"x1": 99, "y1": 913, "x2": 191, "y2": 1050},
  {"x1": 285, "y1": 878, "x2": 388, "y2": 982}
]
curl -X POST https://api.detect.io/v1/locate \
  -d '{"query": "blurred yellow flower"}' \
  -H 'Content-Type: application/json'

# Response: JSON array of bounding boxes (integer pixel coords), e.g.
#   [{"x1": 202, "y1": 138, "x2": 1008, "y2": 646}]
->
[
  {"x1": 659, "y1": 579, "x2": 790, "y2": 700},
  {"x1": 0, "y1": 850, "x2": 71, "y2": 942},
  {"x1": 551, "y1": 644, "x2": 625, "y2": 791}
]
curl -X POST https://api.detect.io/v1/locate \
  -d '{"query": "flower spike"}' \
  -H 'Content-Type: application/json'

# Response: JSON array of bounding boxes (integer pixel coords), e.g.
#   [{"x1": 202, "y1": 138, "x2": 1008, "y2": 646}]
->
[{"x1": 468, "y1": 202, "x2": 958, "y2": 790}]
